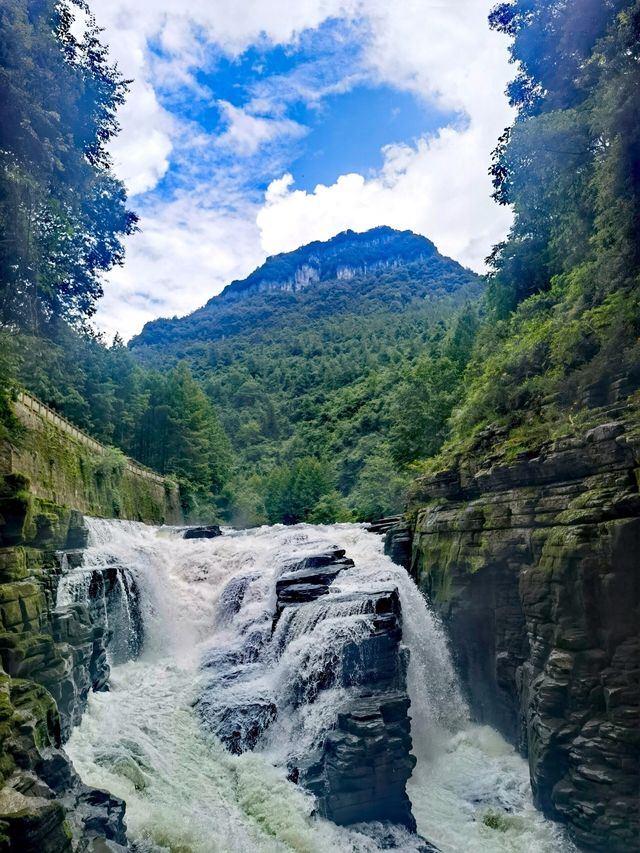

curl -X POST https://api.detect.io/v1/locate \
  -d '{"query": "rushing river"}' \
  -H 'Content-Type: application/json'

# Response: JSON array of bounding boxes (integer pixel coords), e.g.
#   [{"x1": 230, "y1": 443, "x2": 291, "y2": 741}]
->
[{"x1": 61, "y1": 520, "x2": 576, "y2": 853}]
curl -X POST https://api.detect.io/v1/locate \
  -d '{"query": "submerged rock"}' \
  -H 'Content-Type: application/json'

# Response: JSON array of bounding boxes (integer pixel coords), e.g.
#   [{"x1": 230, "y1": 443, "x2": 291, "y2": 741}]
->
[{"x1": 212, "y1": 701, "x2": 278, "y2": 755}]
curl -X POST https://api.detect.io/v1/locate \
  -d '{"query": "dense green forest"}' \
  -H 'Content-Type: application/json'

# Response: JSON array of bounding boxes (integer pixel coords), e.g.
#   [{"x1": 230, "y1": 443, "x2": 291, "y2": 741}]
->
[
  {"x1": 1, "y1": 0, "x2": 638, "y2": 526},
  {"x1": 130, "y1": 229, "x2": 482, "y2": 524},
  {"x1": 442, "y1": 0, "x2": 640, "y2": 462},
  {"x1": 0, "y1": 0, "x2": 232, "y2": 519}
]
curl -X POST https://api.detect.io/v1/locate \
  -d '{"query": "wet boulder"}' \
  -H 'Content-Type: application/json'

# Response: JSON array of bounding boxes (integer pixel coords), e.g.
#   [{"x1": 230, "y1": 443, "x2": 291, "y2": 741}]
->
[
  {"x1": 304, "y1": 693, "x2": 417, "y2": 830},
  {"x1": 197, "y1": 541, "x2": 423, "y2": 836},
  {"x1": 208, "y1": 700, "x2": 278, "y2": 755},
  {"x1": 183, "y1": 525, "x2": 222, "y2": 539},
  {"x1": 273, "y1": 551, "x2": 419, "y2": 832},
  {"x1": 275, "y1": 551, "x2": 354, "y2": 610}
]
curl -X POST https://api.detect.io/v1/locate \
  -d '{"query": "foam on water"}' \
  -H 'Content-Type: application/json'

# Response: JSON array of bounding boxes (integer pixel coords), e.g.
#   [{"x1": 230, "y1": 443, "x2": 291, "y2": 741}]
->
[{"x1": 64, "y1": 519, "x2": 576, "y2": 852}]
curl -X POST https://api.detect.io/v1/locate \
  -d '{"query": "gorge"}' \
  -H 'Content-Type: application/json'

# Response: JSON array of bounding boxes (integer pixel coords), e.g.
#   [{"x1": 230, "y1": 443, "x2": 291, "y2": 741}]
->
[
  {"x1": 0, "y1": 1, "x2": 638, "y2": 848},
  {"x1": 0, "y1": 396, "x2": 580, "y2": 853},
  {"x1": 4, "y1": 507, "x2": 579, "y2": 852},
  {"x1": 0, "y1": 382, "x2": 637, "y2": 853}
]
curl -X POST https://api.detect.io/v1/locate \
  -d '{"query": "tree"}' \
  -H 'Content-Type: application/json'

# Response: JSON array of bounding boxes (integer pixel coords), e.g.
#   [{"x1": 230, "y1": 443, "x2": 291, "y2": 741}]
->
[
  {"x1": 448, "y1": 0, "x2": 640, "y2": 440},
  {"x1": 263, "y1": 458, "x2": 333, "y2": 524},
  {"x1": 162, "y1": 363, "x2": 233, "y2": 494},
  {"x1": 0, "y1": 0, "x2": 137, "y2": 331},
  {"x1": 443, "y1": 303, "x2": 480, "y2": 369},
  {"x1": 389, "y1": 356, "x2": 461, "y2": 467},
  {"x1": 349, "y1": 454, "x2": 409, "y2": 521},
  {"x1": 487, "y1": 0, "x2": 639, "y2": 317},
  {"x1": 308, "y1": 492, "x2": 353, "y2": 524}
]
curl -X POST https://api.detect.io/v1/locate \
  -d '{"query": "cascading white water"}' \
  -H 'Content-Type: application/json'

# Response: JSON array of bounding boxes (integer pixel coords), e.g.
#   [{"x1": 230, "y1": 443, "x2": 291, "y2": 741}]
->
[{"x1": 62, "y1": 520, "x2": 576, "y2": 853}]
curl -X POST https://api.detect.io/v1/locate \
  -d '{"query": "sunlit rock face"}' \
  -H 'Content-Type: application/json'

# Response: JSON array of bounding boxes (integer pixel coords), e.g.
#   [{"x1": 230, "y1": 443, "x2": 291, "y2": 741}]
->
[{"x1": 214, "y1": 227, "x2": 439, "y2": 300}]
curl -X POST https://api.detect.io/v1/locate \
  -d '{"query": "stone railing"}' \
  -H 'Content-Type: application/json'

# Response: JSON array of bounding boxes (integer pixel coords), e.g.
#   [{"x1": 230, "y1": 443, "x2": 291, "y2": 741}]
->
[{"x1": 15, "y1": 391, "x2": 167, "y2": 486}]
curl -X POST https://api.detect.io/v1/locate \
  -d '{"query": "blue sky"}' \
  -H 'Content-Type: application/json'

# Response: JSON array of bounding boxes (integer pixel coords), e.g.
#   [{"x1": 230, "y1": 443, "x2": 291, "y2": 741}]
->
[
  {"x1": 87, "y1": 1, "x2": 514, "y2": 340},
  {"x1": 287, "y1": 85, "x2": 457, "y2": 192},
  {"x1": 150, "y1": 22, "x2": 459, "y2": 197}
]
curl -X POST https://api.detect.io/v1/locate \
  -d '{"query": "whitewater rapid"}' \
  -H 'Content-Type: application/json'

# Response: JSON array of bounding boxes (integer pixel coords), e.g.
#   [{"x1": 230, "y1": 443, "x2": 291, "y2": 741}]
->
[{"x1": 62, "y1": 520, "x2": 576, "y2": 853}]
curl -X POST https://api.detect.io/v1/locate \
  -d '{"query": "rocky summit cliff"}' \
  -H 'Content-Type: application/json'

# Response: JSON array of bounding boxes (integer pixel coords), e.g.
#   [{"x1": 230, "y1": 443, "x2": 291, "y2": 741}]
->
[
  {"x1": 216, "y1": 226, "x2": 443, "y2": 299},
  {"x1": 130, "y1": 227, "x2": 479, "y2": 353}
]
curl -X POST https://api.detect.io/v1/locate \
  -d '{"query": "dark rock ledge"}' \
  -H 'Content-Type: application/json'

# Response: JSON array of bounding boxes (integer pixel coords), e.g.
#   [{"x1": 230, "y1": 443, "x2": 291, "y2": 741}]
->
[
  {"x1": 182, "y1": 525, "x2": 222, "y2": 539},
  {"x1": 197, "y1": 545, "x2": 430, "y2": 839}
]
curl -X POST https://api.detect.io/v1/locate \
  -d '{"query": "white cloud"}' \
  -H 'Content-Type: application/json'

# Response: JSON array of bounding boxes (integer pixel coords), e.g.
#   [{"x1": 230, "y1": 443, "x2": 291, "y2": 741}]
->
[
  {"x1": 259, "y1": 128, "x2": 512, "y2": 272},
  {"x1": 256, "y1": 0, "x2": 515, "y2": 272},
  {"x1": 217, "y1": 102, "x2": 307, "y2": 156},
  {"x1": 92, "y1": 1, "x2": 358, "y2": 59},
  {"x1": 97, "y1": 190, "x2": 265, "y2": 342},
  {"x1": 110, "y1": 81, "x2": 173, "y2": 196},
  {"x1": 89, "y1": 0, "x2": 359, "y2": 196}
]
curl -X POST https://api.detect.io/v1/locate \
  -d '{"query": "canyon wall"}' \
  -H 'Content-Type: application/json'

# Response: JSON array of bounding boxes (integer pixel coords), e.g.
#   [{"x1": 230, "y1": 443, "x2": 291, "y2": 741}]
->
[
  {"x1": 0, "y1": 393, "x2": 183, "y2": 850},
  {"x1": 0, "y1": 494, "x2": 128, "y2": 851},
  {"x1": 391, "y1": 410, "x2": 639, "y2": 852}
]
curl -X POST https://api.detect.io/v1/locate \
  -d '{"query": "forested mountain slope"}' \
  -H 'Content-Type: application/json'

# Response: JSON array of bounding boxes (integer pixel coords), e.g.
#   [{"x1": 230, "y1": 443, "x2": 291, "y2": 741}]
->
[
  {"x1": 130, "y1": 227, "x2": 482, "y2": 524},
  {"x1": 131, "y1": 227, "x2": 474, "y2": 349}
]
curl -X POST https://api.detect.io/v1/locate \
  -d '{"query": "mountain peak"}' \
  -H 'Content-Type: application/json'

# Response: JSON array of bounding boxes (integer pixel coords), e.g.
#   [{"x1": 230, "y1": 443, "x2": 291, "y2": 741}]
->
[
  {"x1": 130, "y1": 226, "x2": 478, "y2": 351},
  {"x1": 214, "y1": 227, "x2": 438, "y2": 302}
]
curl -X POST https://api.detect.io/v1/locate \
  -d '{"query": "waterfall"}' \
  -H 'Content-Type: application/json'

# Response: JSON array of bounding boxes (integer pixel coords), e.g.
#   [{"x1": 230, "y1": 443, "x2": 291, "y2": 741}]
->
[{"x1": 61, "y1": 520, "x2": 576, "y2": 853}]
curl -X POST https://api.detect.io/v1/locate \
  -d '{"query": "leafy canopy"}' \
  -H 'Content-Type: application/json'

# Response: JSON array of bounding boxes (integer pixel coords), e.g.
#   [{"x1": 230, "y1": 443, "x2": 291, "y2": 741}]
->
[
  {"x1": 0, "y1": 0, "x2": 137, "y2": 330},
  {"x1": 448, "y1": 0, "x2": 640, "y2": 449}
]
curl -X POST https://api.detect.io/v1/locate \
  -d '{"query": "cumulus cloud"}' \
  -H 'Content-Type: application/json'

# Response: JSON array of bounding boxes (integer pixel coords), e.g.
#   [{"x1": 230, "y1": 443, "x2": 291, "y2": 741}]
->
[
  {"x1": 216, "y1": 102, "x2": 307, "y2": 156},
  {"x1": 96, "y1": 191, "x2": 265, "y2": 342},
  {"x1": 90, "y1": 0, "x2": 358, "y2": 196},
  {"x1": 258, "y1": 129, "x2": 512, "y2": 272}
]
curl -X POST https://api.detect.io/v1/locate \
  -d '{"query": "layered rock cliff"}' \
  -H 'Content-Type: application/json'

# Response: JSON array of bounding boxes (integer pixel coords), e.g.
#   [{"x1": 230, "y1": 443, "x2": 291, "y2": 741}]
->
[
  {"x1": 0, "y1": 501, "x2": 128, "y2": 852},
  {"x1": 390, "y1": 408, "x2": 640, "y2": 852},
  {"x1": 0, "y1": 393, "x2": 183, "y2": 850}
]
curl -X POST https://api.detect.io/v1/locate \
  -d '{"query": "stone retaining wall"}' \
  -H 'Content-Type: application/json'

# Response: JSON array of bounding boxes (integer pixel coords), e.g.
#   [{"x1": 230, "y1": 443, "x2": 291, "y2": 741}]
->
[{"x1": 5, "y1": 391, "x2": 182, "y2": 525}]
